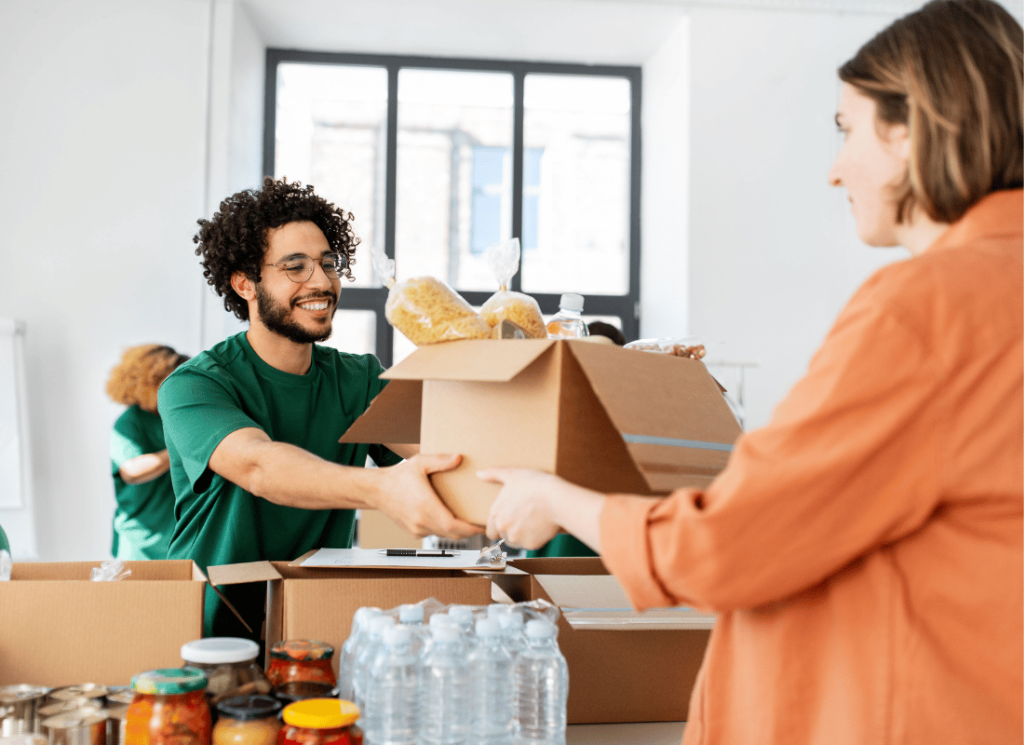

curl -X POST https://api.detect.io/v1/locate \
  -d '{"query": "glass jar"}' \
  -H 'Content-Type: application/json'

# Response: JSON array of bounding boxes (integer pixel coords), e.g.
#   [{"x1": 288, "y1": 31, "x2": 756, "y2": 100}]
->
[
  {"x1": 212, "y1": 696, "x2": 281, "y2": 745},
  {"x1": 278, "y1": 700, "x2": 361, "y2": 745},
  {"x1": 125, "y1": 668, "x2": 211, "y2": 745},
  {"x1": 182, "y1": 639, "x2": 274, "y2": 707},
  {"x1": 266, "y1": 642, "x2": 336, "y2": 690}
]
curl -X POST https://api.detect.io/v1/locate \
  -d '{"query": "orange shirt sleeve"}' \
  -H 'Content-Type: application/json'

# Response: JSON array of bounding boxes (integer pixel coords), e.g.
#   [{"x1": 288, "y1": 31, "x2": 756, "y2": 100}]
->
[{"x1": 602, "y1": 265, "x2": 946, "y2": 612}]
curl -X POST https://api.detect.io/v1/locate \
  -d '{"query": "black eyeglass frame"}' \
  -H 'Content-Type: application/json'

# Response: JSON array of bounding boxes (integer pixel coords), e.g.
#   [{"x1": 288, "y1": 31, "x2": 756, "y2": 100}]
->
[{"x1": 264, "y1": 252, "x2": 349, "y2": 283}]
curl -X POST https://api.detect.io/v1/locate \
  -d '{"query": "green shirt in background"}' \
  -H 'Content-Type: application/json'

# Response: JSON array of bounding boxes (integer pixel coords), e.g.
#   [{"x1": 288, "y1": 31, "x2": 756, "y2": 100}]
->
[
  {"x1": 527, "y1": 534, "x2": 599, "y2": 559},
  {"x1": 0, "y1": 522, "x2": 9, "y2": 553},
  {"x1": 110, "y1": 405, "x2": 176, "y2": 560},
  {"x1": 159, "y1": 332, "x2": 401, "y2": 639}
]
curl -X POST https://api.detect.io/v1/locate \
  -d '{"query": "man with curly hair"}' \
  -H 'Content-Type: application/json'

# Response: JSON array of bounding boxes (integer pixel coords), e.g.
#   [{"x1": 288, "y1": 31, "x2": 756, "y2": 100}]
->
[
  {"x1": 159, "y1": 178, "x2": 480, "y2": 638},
  {"x1": 107, "y1": 344, "x2": 190, "y2": 561}
]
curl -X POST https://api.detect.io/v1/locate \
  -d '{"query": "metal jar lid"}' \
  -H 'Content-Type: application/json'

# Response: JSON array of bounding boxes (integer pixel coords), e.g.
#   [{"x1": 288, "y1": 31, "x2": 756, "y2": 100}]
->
[
  {"x1": 47, "y1": 686, "x2": 107, "y2": 705},
  {"x1": 131, "y1": 669, "x2": 207, "y2": 696},
  {"x1": 215, "y1": 696, "x2": 282, "y2": 722}
]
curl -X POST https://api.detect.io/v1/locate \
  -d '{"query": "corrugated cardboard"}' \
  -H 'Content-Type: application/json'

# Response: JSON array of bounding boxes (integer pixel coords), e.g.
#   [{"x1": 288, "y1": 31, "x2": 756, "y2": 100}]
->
[
  {"x1": 341, "y1": 339, "x2": 742, "y2": 525},
  {"x1": 356, "y1": 510, "x2": 422, "y2": 550},
  {"x1": 0, "y1": 561, "x2": 206, "y2": 686},
  {"x1": 206, "y1": 559, "x2": 494, "y2": 676},
  {"x1": 494, "y1": 557, "x2": 714, "y2": 724}
]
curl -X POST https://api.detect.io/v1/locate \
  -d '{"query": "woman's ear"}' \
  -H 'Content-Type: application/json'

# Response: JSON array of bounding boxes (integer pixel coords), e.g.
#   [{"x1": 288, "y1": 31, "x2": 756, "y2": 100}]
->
[
  {"x1": 887, "y1": 122, "x2": 912, "y2": 161},
  {"x1": 230, "y1": 271, "x2": 256, "y2": 302}
]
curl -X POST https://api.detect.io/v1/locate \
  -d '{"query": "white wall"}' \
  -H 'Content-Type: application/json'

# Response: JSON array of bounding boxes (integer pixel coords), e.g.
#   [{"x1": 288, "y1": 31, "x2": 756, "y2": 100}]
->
[{"x1": 2, "y1": 0, "x2": 963, "y2": 560}]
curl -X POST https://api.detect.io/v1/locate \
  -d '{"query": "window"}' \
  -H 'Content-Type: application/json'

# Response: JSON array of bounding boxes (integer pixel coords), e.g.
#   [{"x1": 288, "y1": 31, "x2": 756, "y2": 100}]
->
[{"x1": 266, "y1": 51, "x2": 641, "y2": 366}]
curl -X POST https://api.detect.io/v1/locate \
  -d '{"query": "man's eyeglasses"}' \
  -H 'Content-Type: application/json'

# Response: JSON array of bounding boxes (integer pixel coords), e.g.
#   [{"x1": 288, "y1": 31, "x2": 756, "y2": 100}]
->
[{"x1": 265, "y1": 253, "x2": 348, "y2": 283}]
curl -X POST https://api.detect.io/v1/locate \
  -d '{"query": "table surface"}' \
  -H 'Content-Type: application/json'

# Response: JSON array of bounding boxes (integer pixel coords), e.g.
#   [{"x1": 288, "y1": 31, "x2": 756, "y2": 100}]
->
[{"x1": 567, "y1": 721, "x2": 686, "y2": 744}]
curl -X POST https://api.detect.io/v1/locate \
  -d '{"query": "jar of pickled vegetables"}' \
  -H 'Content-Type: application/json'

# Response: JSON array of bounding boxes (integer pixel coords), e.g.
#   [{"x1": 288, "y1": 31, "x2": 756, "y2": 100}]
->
[
  {"x1": 182, "y1": 638, "x2": 273, "y2": 708},
  {"x1": 266, "y1": 642, "x2": 336, "y2": 689},
  {"x1": 125, "y1": 668, "x2": 211, "y2": 745},
  {"x1": 212, "y1": 696, "x2": 280, "y2": 745},
  {"x1": 278, "y1": 700, "x2": 361, "y2": 745}
]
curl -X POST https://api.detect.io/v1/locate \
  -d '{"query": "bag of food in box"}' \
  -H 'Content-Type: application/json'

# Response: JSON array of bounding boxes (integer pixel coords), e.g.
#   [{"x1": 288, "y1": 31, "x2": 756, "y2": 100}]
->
[
  {"x1": 478, "y1": 238, "x2": 546, "y2": 339},
  {"x1": 372, "y1": 245, "x2": 491, "y2": 346}
]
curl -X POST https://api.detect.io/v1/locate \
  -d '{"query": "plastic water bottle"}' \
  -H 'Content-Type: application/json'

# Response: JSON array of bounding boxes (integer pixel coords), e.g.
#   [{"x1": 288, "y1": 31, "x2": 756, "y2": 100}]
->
[
  {"x1": 546, "y1": 294, "x2": 588, "y2": 339},
  {"x1": 513, "y1": 620, "x2": 568, "y2": 745},
  {"x1": 497, "y1": 610, "x2": 527, "y2": 661},
  {"x1": 398, "y1": 603, "x2": 426, "y2": 656},
  {"x1": 470, "y1": 618, "x2": 514, "y2": 745},
  {"x1": 448, "y1": 605, "x2": 476, "y2": 637},
  {"x1": 354, "y1": 614, "x2": 395, "y2": 710},
  {"x1": 338, "y1": 606, "x2": 381, "y2": 701},
  {"x1": 419, "y1": 624, "x2": 472, "y2": 745},
  {"x1": 365, "y1": 625, "x2": 420, "y2": 745}
]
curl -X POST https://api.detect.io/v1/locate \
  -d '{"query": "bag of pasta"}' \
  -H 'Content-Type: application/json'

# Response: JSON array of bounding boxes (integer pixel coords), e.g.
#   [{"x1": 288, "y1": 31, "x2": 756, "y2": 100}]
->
[
  {"x1": 478, "y1": 238, "x2": 546, "y2": 339},
  {"x1": 373, "y1": 247, "x2": 491, "y2": 346}
]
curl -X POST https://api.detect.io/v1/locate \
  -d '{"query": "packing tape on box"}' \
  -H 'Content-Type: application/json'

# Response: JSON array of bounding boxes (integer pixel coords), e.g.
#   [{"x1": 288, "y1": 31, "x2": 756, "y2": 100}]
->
[{"x1": 622, "y1": 434, "x2": 734, "y2": 452}]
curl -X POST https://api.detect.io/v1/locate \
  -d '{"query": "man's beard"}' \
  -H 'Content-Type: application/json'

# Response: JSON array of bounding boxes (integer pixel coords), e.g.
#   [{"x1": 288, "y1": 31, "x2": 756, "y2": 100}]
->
[{"x1": 255, "y1": 283, "x2": 337, "y2": 344}]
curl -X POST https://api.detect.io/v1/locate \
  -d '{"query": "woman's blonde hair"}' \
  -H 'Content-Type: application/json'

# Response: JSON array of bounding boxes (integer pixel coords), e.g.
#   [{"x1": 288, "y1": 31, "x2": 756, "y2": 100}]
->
[
  {"x1": 839, "y1": 0, "x2": 1023, "y2": 224},
  {"x1": 106, "y1": 344, "x2": 189, "y2": 413}
]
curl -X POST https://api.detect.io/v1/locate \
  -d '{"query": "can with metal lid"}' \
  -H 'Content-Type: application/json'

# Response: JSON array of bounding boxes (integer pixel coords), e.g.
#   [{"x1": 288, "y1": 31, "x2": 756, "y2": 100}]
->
[
  {"x1": 38, "y1": 702, "x2": 104, "y2": 727},
  {"x1": 47, "y1": 687, "x2": 108, "y2": 707},
  {"x1": 105, "y1": 705, "x2": 128, "y2": 745},
  {"x1": 104, "y1": 689, "x2": 135, "y2": 708},
  {"x1": 0, "y1": 685, "x2": 50, "y2": 736},
  {"x1": 41, "y1": 711, "x2": 107, "y2": 745},
  {"x1": 0, "y1": 734, "x2": 47, "y2": 745}
]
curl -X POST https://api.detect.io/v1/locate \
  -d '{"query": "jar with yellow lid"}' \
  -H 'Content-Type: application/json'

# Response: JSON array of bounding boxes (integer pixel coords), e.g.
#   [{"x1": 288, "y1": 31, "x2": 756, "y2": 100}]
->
[
  {"x1": 212, "y1": 696, "x2": 280, "y2": 745},
  {"x1": 125, "y1": 668, "x2": 211, "y2": 745},
  {"x1": 266, "y1": 642, "x2": 337, "y2": 691},
  {"x1": 278, "y1": 699, "x2": 361, "y2": 745}
]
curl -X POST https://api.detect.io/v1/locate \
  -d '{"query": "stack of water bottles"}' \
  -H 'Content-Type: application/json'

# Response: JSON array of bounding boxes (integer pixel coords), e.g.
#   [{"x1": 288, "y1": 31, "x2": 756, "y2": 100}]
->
[{"x1": 337, "y1": 598, "x2": 569, "y2": 745}]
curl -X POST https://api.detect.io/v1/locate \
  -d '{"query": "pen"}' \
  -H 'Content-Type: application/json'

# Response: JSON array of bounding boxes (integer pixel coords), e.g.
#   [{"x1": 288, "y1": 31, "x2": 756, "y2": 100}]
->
[{"x1": 381, "y1": 549, "x2": 460, "y2": 557}]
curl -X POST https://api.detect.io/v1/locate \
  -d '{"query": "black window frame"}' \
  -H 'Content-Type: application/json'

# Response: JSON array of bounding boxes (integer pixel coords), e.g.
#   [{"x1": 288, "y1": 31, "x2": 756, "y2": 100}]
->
[{"x1": 264, "y1": 49, "x2": 642, "y2": 367}]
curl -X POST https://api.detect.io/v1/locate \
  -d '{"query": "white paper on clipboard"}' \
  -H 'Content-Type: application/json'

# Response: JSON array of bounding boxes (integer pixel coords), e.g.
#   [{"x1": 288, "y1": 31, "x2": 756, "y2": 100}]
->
[{"x1": 299, "y1": 547, "x2": 505, "y2": 571}]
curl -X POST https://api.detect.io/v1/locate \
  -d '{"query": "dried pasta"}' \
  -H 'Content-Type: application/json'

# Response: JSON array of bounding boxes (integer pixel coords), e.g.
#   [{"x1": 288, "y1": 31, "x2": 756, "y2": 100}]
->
[
  {"x1": 480, "y1": 291, "x2": 547, "y2": 339},
  {"x1": 385, "y1": 276, "x2": 491, "y2": 345}
]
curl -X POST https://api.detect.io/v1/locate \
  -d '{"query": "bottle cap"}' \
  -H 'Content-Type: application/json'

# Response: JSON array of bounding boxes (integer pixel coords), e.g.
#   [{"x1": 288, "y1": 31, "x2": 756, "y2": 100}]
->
[
  {"x1": 487, "y1": 604, "x2": 512, "y2": 618},
  {"x1": 449, "y1": 605, "x2": 474, "y2": 627},
  {"x1": 369, "y1": 616, "x2": 396, "y2": 638},
  {"x1": 398, "y1": 604, "x2": 424, "y2": 624},
  {"x1": 558, "y1": 293, "x2": 584, "y2": 312},
  {"x1": 131, "y1": 668, "x2": 207, "y2": 695},
  {"x1": 182, "y1": 637, "x2": 259, "y2": 665},
  {"x1": 429, "y1": 613, "x2": 456, "y2": 629},
  {"x1": 282, "y1": 698, "x2": 359, "y2": 729},
  {"x1": 216, "y1": 695, "x2": 282, "y2": 722},
  {"x1": 384, "y1": 625, "x2": 412, "y2": 647},
  {"x1": 525, "y1": 619, "x2": 557, "y2": 640},
  {"x1": 475, "y1": 618, "x2": 501, "y2": 638},
  {"x1": 430, "y1": 624, "x2": 461, "y2": 643}
]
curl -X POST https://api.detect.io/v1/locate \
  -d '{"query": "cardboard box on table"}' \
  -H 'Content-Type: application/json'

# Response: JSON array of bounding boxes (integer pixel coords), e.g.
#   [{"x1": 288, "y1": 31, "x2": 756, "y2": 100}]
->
[
  {"x1": 206, "y1": 557, "x2": 494, "y2": 676},
  {"x1": 496, "y1": 557, "x2": 715, "y2": 725},
  {"x1": 341, "y1": 338, "x2": 742, "y2": 525},
  {"x1": 0, "y1": 561, "x2": 207, "y2": 686}
]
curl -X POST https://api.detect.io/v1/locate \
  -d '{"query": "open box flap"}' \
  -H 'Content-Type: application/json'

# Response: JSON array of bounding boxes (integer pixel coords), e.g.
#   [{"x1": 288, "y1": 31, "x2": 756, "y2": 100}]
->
[
  {"x1": 566, "y1": 342, "x2": 742, "y2": 491},
  {"x1": 339, "y1": 379, "x2": 422, "y2": 445},
  {"x1": 535, "y1": 574, "x2": 716, "y2": 631},
  {"x1": 381, "y1": 339, "x2": 555, "y2": 382},
  {"x1": 206, "y1": 561, "x2": 283, "y2": 586}
]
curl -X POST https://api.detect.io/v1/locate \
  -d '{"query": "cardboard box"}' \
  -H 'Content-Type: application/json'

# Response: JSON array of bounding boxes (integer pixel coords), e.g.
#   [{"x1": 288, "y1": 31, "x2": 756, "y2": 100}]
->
[
  {"x1": 207, "y1": 559, "x2": 495, "y2": 676},
  {"x1": 0, "y1": 561, "x2": 207, "y2": 686},
  {"x1": 341, "y1": 339, "x2": 742, "y2": 525},
  {"x1": 494, "y1": 557, "x2": 714, "y2": 724},
  {"x1": 356, "y1": 510, "x2": 422, "y2": 550}
]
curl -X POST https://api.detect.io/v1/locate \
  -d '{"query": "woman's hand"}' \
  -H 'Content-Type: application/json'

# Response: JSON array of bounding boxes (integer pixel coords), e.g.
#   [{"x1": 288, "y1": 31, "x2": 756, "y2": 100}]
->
[{"x1": 479, "y1": 468, "x2": 605, "y2": 553}]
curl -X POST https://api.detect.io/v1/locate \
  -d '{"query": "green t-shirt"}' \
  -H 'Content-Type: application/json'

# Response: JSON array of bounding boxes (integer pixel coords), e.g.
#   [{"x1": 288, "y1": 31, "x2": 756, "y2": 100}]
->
[
  {"x1": 0, "y1": 522, "x2": 9, "y2": 553},
  {"x1": 527, "y1": 534, "x2": 599, "y2": 559},
  {"x1": 110, "y1": 405, "x2": 175, "y2": 560},
  {"x1": 159, "y1": 332, "x2": 401, "y2": 638}
]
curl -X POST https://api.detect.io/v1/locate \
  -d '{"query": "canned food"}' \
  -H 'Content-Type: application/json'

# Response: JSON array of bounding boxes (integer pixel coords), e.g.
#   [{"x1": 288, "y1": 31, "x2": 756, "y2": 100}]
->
[
  {"x1": 38, "y1": 702, "x2": 104, "y2": 726},
  {"x1": 104, "y1": 689, "x2": 135, "y2": 708},
  {"x1": 105, "y1": 705, "x2": 128, "y2": 745},
  {"x1": 0, "y1": 685, "x2": 50, "y2": 736},
  {"x1": 40, "y1": 711, "x2": 107, "y2": 745},
  {"x1": 0, "y1": 734, "x2": 47, "y2": 745},
  {"x1": 48, "y1": 687, "x2": 108, "y2": 707}
]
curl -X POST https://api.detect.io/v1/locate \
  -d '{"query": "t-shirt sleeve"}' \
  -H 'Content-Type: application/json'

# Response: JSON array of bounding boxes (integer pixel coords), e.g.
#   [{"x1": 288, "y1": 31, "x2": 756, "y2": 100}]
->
[
  {"x1": 110, "y1": 408, "x2": 147, "y2": 477},
  {"x1": 601, "y1": 270, "x2": 945, "y2": 612},
  {"x1": 158, "y1": 367, "x2": 264, "y2": 494}
]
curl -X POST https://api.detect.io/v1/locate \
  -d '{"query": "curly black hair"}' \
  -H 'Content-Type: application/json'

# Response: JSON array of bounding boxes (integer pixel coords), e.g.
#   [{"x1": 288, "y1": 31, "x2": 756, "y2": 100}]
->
[{"x1": 194, "y1": 177, "x2": 359, "y2": 321}]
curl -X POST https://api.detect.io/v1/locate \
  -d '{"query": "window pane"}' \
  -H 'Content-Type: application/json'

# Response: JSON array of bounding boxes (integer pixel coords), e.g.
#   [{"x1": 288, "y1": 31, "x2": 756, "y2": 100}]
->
[
  {"x1": 395, "y1": 69, "x2": 514, "y2": 293},
  {"x1": 320, "y1": 310, "x2": 377, "y2": 358},
  {"x1": 521, "y1": 75, "x2": 631, "y2": 296},
  {"x1": 275, "y1": 64, "x2": 388, "y2": 288}
]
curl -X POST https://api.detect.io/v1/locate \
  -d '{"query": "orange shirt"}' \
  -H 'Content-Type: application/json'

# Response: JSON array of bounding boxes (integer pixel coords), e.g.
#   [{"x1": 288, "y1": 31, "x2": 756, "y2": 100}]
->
[{"x1": 601, "y1": 189, "x2": 1023, "y2": 745}]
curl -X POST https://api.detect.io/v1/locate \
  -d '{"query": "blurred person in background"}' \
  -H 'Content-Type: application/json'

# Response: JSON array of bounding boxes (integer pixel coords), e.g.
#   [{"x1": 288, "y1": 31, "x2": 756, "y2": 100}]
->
[
  {"x1": 586, "y1": 320, "x2": 627, "y2": 346},
  {"x1": 107, "y1": 344, "x2": 190, "y2": 560},
  {"x1": 481, "y1": 1, "x2": 1023, "y2": 742}
]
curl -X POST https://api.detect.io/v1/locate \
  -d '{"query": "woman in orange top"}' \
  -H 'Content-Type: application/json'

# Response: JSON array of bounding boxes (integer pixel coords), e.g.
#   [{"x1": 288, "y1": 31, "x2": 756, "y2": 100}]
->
[{"x1": 480, "y1": 2, "x2": 1023, "y2": 743}]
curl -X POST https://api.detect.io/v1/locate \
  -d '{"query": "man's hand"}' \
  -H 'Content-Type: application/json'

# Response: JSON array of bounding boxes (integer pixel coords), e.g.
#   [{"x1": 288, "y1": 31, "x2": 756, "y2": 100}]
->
[
  {"x1": 372, "y1": 454, "x2": 483, "y2": 540},
  {"x1": 479, "y1": 467, "x2": 605, "y2": 552}
]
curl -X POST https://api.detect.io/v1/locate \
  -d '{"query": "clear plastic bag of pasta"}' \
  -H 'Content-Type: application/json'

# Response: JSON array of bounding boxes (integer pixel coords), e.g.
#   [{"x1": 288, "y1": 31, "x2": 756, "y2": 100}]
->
[
  {"x1": 478, "y1": 238, "x2": 546, "y2": 339},
  {"x1": 373, "y1": 248, "x2": 491, "y2": 346}
]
